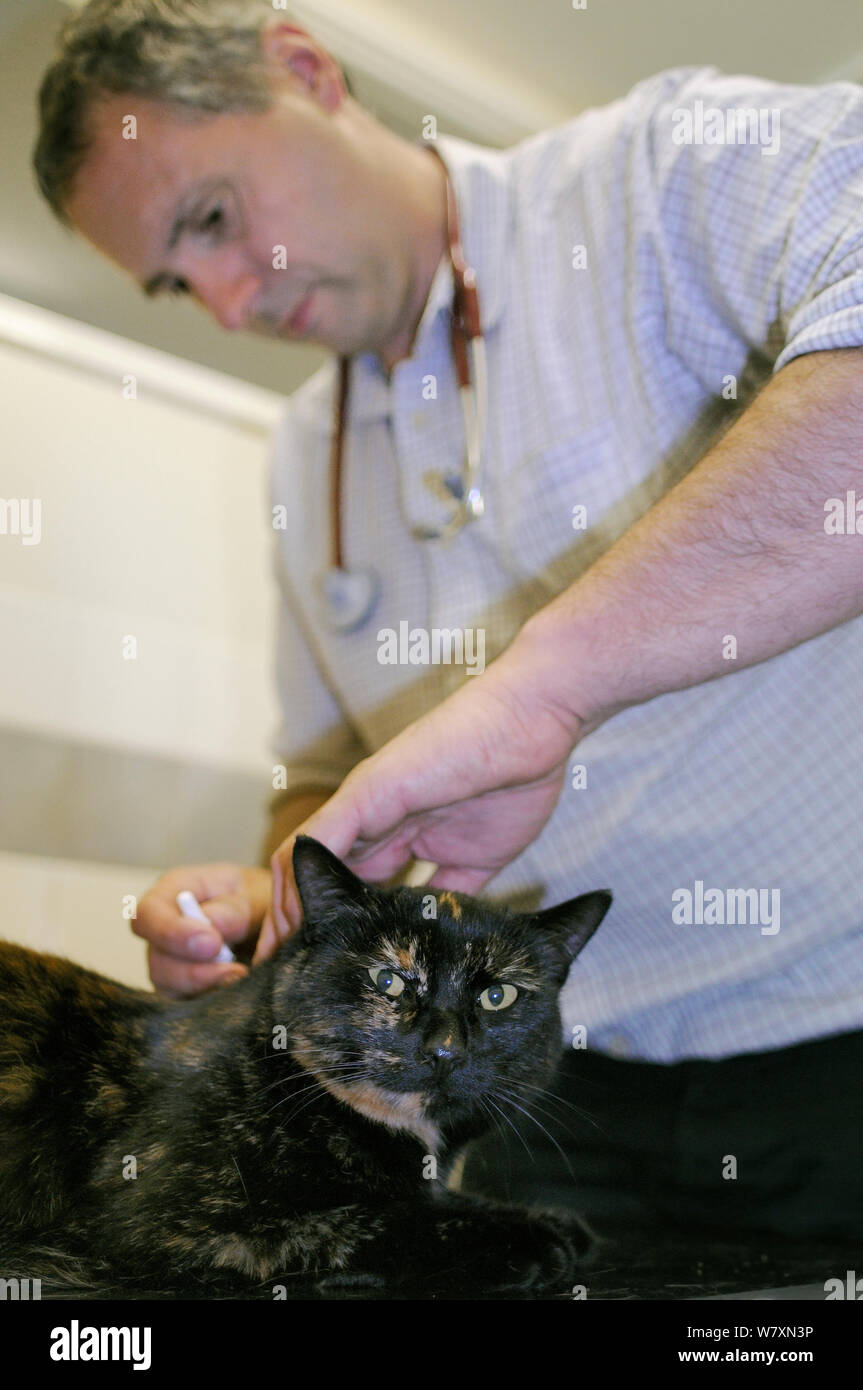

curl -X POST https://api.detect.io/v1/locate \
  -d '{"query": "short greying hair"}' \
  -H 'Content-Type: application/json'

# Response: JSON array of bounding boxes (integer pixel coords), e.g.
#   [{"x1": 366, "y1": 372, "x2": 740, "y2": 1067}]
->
[{"x1": 34, "y1": 0, "x2": 345, "y2": 226}]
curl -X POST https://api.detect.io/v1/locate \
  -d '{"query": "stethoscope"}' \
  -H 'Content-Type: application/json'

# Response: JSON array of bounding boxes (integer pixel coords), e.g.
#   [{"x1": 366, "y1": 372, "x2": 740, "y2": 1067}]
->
[{"x1": 314, "y1": 144, "x2": 488, "y2": 634}]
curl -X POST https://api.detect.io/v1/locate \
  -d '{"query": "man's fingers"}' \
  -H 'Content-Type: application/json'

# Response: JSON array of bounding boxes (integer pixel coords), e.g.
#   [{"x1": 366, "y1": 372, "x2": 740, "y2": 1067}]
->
[
  {"x1": 344, "y1": 838, "x2": 416, "y2": 882},
  {"x1": 428, "y1": 865, "x2": 494, "y2": 896},
  {"x1": 147, "y1": 946, "x2": 247, "y2": 998},
  {"x1": 134, "y1": 865, "x2": 270, "y2": 964},
  {"x1": 252, "y1": 910, "x2": 280, "y2": 965},
  {"x1": 297, "y1": 795, "x2": 374, "y2": 864},
  {"x1": 268, "y1": 851, "x2": 291, "y2": 942},
  {"x1": 264, "y1": 788, "x2": 404, "y2": 953},
  {"x1": 133, "y1": 894, "x2": 225, "y2": 962},
  {"x1": 195, "y1": 891, "x2": 260, "y2": 945},
  {"x1": 300, "y1": 798, "x2": 415, "y2": 883}
]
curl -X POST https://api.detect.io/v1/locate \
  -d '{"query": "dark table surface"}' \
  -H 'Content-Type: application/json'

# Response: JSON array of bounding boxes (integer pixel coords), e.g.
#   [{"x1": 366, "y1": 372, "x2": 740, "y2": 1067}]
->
[
  {"x1": 135, "y1": 1230, "x2": 863, "y2": 1300},
  {"x1": 574, "y1": 1222, "x2": 854, "y2": 1300},
  {"x1": 27, "y1": 1218, "x2": 858, "y2": 1300}
]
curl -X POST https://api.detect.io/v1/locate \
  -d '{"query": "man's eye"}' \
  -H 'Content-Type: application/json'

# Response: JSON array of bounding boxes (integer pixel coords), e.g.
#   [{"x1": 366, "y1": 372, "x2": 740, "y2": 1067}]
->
[
  {"x1": 166, "y1": 278, "x2": 190, "y2": 298},
  {"x1": 199, "y1": 204, "x2": 224, "y2": 236},
  {"x1": 478, "y1": 983, "x2": 518, "y2": 1012},
  {"x1": 368, "y1": 966, "x2": 405, "y2": 999}
]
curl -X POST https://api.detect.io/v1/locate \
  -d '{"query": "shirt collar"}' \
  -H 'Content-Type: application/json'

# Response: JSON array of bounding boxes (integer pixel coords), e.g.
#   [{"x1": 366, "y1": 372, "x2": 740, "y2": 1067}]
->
[{"x1": 334, "y1": 133, "x2": 512, "y2": 424}]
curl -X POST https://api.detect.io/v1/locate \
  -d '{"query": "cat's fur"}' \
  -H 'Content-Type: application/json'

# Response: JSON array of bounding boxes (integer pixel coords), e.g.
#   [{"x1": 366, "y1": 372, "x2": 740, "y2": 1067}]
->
[{"x1": 0, "y1": 836, "x2": 611, "y2": 1297}]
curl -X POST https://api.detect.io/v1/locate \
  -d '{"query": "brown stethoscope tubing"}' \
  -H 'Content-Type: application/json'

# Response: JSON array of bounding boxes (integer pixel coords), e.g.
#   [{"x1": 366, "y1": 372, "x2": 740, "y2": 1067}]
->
[
  {"x1": 321, "y1": 145, "x2": 488, "y2": 630},
  {"x1": 329, "y1": 354, "x2": 351, "y2": 572}
]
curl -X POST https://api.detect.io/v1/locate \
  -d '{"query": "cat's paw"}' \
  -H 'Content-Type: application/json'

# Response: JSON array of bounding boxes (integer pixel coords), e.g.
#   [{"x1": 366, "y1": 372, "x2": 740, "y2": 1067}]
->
[
  {"x1": 437, "y1": 1204, "x2": 591, "y2": 1295},
  {"x1": 489, "y1": 1209, "x2": 591, "y2": 1294}
]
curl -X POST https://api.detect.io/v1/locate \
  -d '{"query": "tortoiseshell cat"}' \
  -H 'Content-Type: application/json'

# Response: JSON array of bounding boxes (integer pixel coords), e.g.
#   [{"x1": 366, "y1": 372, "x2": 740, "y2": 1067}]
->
[{"x1": 0, "y1": 836, "x2": 611, "y2": 1298}]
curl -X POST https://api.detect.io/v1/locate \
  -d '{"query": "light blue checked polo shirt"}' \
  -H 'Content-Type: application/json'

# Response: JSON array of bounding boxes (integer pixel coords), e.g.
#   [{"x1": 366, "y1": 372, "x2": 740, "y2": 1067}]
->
[{"x1": 269, "y1": 65, "x2": 863, "y2": 1063}]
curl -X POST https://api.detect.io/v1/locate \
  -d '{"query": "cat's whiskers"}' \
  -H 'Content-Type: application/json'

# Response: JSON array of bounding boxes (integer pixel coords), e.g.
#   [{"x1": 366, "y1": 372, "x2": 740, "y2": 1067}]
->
[
  {"x1": 507, "y1": 1078, "x2": 604, "y2": 1132},
  {"x1": 213, "y1": 1063, "x2": 368, "y2": 1124},
  {"x1": 492, "y1": 1087, "x2": 577, "y2": 1181},
  {"x1": 276, "y1": 1076, "x2": 378, "y2": 1129},
  {"x1": 268, "y1": 1065, "x2": 369, "y2": 1098},
  {"x1": 259, "y1": 1039, "x2": 364, "y2": 1062},
  {"x1": 494, "y1": 1083, "x2": 585, "y2": 1145},
  {"x1": 275, "y1": 1087, "x2": 332, "y2": 1126},
  {"x1": 269, "y1": 1069, "x2": 378, "y2": 1126},
  {"x1": 269, "y1": 1081, "x2": 341, "y2": 1126},
  {"x1": 216, "y1": 1061, "x2": 364, "y2": 1128},
  {"x1": 264, "y1": 1066, "x2": 369, "y2": 1101},
  {"x1": 483, "y1": 1094, "x2": 535, "y2": 1162},
  {"x1": 477, "y1": 1096, "x2": 510, "y2": 1157},
  {"x1": 262, "y1": 1066, "x2": 371, "y2": 1119},
  {"x1": 231, "y1": 1155, "x2": 252, "y2": 1211},
  {"x1": 255, "y1": 1060, "x2": 368, "y2": 1101}
]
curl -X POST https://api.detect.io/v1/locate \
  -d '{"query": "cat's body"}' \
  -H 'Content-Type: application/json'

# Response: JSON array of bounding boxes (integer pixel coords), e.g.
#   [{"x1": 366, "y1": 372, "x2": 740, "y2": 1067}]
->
[{"x1": 0, "y1": 838, "x2": 611, "y2": 1297}]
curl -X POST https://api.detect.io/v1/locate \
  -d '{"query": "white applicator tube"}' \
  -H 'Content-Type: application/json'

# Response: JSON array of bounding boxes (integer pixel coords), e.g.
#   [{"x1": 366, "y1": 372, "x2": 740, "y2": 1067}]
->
[{"x1": 176, "y1": 890, "x2": 236, "y2": 964}]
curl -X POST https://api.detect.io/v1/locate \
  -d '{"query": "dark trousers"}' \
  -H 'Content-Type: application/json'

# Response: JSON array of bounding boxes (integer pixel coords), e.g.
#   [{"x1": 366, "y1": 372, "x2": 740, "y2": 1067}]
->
[{"x1": 459, "y1": 1027, "x2": 863, "y2": 1241}]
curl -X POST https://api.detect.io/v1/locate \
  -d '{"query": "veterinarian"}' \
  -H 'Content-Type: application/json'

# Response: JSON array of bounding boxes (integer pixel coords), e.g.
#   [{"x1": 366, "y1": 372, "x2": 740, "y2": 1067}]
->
[{"x1": 34, "y1": 1, "x2": 863, "y2": 1241}]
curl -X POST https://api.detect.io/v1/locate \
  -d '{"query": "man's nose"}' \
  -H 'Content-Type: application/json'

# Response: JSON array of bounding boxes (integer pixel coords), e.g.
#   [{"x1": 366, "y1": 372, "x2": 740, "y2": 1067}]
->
[
  {"x1": 420, "y1": 1012, "x2": 467, "y2": 1076},
  {"x1": 192, "y1": 268, "x2": 261, "y2": 332}
]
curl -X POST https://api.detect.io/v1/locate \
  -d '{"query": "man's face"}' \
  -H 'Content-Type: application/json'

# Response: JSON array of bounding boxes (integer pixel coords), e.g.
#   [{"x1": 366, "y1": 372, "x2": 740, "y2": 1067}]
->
[{"x1": 64, "y1": 79, "x2": 408, "y2": 357}]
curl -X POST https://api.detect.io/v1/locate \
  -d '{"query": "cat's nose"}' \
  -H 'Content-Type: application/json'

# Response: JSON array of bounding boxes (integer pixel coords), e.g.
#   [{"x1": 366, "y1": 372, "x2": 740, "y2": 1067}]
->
[{"x1": 420, "y1": 1016, "x2": 466, "y2": 1074}]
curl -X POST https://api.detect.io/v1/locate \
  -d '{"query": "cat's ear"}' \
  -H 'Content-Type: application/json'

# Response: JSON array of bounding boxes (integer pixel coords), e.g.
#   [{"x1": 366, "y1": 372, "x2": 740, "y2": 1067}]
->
[
  {"x1": 292, "y1": 835, "x2": 366, "y2": 934},
  {"x1": 532, "y1": 889, "x2": 612, "y2": 963}
]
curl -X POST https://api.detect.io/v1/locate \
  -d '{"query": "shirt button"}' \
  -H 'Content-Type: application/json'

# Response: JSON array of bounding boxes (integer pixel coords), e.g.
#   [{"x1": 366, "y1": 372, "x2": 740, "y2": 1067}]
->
[
  {"x1": 411, "y1": 410, "x2": 429, "y2": 430},
  {"x1": 606, "y1": 1033, "x2": 632, "y2": 1058}
]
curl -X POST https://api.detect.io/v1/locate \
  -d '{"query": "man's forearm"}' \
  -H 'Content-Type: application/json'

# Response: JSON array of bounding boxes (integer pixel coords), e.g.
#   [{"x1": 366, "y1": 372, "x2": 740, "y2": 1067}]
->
[
  {"x1": 517, "y1": 348, "x2": 863, "y2": 734},
  {"x1": 260, "y1": 789, "x2": 332, "y2": 866}
]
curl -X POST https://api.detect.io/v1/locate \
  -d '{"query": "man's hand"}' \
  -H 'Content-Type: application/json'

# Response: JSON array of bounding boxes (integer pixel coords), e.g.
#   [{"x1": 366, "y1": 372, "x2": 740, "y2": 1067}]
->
[
  {"x1": 257, "y1": 350, "x2": 863, "y2": 954},
  {"x1": 257, "y1": 631, "x2": 585, "y2": 953},
  {"x1": 136, "y1": 863, "x2": 272, "y2": 996}
]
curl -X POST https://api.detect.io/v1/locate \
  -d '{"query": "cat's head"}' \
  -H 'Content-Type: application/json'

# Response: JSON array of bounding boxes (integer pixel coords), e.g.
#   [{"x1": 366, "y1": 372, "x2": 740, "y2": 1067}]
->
[{"x1": 275, "y1": 836, "x2": 611, "y2": 1150}]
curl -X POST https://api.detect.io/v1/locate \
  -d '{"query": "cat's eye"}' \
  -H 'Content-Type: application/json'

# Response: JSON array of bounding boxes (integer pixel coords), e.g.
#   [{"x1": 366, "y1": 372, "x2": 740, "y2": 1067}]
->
[
  {"x1": 368, "y1": 966, "x2": 405, "y2": 999},
  {"x1": 478, "y1": 983, "x2": 518, "y2": 1012}
]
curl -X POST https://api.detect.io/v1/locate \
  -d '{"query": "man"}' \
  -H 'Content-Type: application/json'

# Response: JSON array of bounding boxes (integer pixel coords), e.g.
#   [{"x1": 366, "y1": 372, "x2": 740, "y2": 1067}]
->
[{"x1": 35, "y1": 0, "x2": 863, "y2": 1240}]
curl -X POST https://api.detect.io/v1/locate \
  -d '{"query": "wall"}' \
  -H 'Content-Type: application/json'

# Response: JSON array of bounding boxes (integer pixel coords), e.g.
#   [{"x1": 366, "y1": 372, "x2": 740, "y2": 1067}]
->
[{"x1": 0, "y1": 302, "x2": 287, "y2": 986}]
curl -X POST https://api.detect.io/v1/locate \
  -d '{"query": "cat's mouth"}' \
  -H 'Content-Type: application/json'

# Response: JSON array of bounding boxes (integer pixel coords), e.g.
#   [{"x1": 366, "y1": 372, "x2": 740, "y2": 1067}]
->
[
  {"x1": 325, "y1": 1072, "x2": 442, "y2": 1148},
  {"x1": 421, "y1": 1081, "x2": 472, "y2": 1115},
  {"x1": 357, "y1": 1071, "x2": 484, "y2": 1137}
]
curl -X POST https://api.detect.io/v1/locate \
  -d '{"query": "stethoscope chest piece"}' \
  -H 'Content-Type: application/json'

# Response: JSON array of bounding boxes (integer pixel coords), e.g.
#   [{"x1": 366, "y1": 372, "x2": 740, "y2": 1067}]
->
[{"x1": 315, "y1": 564, "x2": 380, "y2": 634}]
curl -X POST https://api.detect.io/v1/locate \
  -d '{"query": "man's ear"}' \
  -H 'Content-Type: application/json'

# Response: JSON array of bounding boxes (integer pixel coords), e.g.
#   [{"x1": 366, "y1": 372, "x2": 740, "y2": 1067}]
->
[
  {"x1": 531, "y1": 889, "x2": 612, "y2": 963},
  {"x1": 292, "y1": 834, "x2": 368, "y2": 936},
  {"x1": 259, "y1": 22, "x2": 346, "y2": 114}
]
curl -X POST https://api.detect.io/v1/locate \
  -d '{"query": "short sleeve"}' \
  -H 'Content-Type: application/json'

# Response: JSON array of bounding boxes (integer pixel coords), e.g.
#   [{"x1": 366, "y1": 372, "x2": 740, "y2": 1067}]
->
[{"x1": 624, "y1": 66, "x2": 863, "y2": 381}]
